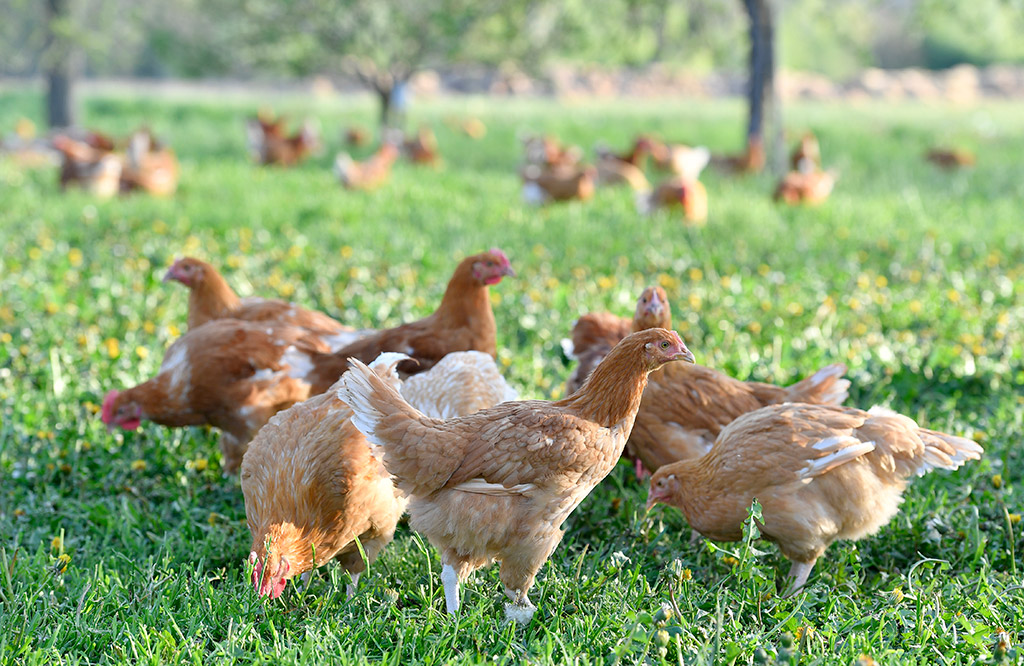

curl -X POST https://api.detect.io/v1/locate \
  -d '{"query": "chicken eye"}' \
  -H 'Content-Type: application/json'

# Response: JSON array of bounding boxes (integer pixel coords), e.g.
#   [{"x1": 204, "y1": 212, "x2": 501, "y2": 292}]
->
[
  {"x1": 486, "y1": 261, "x2": 494, "y2": 267},
  {"x1": 660, "y1": 341, "x2": 670, "y2": 349}
]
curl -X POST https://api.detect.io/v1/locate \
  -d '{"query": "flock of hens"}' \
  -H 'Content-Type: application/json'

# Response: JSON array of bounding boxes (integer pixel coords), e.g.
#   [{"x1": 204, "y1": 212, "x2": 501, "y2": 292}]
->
[{"x1": 22, "y1": 110, "x2": 982, "y2": 623}]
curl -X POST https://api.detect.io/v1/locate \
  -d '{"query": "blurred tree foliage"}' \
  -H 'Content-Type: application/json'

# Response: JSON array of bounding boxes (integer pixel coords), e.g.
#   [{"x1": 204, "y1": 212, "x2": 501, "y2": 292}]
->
[{"x1": 0, "y1": 0, "x2": 1021, "y2": 97}]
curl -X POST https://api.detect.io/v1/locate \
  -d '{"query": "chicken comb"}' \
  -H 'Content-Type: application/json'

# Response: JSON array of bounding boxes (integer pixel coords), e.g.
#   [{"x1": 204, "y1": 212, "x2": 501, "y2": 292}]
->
[
  {"x1": 488, "y1": 247, "x2": 511, "y2": 268},
  {"x1": 100, "y1": 389, "x2": 119, "y2": 424}
]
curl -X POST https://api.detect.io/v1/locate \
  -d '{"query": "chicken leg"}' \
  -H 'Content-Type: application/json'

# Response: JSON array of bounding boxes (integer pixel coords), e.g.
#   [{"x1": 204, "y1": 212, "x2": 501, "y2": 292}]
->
[
  {"x1": 440, "y1": 564, "x2": 461, "y2": 614},
  {"x1": 783, "y1": 559, "x2": 817, "y2": 597}
]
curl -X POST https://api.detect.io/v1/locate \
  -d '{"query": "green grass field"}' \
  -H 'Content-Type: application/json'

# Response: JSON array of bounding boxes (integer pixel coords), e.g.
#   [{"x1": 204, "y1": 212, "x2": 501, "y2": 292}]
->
[{"x1": 1, "y1": 86, "x2": 1022, "y2": 665}]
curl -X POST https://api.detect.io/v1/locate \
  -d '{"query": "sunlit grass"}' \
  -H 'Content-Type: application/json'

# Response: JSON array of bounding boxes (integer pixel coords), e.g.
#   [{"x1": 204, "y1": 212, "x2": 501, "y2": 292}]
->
[{"x1": 0, "y1": 88, "x2": 1022, "y2": 665}]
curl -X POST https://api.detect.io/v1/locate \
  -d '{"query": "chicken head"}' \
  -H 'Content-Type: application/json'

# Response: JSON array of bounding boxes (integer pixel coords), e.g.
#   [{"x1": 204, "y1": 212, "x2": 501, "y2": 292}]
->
[
  {"x1": 640, "y1": 329, "x2": 694, "y2": 369},
  {"x1": 163, "y1": 257, "x2": 207, "y2": 287},
  {"x1": 101, "y1": 389, "x2": 142, "y2": 431},
  {"x1": 249, "y1": 551, "x2": 289, "y2": 599},
  {"x1": 471, "y1": 248, "x2": 516, "y2": 285},
  {"x1": 633, "y1": 286, "x2": 671, "y2": 331}
]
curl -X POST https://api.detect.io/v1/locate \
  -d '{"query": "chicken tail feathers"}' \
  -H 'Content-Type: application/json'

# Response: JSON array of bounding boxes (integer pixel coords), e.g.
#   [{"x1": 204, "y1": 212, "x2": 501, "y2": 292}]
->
[
  {"x1": 337, "y1": 359, "x2": 453, "y2": 493},
  {"x1": 786, "y1": 363, "x2": 850, "y2": 405},
  {"x1": 913, "y1": 429, "x2": 983, "y2": 476}
]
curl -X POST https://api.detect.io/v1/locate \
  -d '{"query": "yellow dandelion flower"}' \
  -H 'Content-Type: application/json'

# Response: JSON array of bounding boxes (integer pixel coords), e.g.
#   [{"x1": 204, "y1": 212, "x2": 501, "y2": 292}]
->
[
  {"x1": 688, "y1": 267, "x2": 703, "y2": 282},
  {"x1": 152, "y1": 220, "x2": 168, "y2": 234},
  {"x1": 226, "y1": 255, "x2": 242, "y2": 269},
  {"x1": 847, "y1": 297, "x2": 862, "y2": 311},
  {"x1": 596, "y1": 276, "x2": 614, "y2": 290},
  {"x1": 51, "y1": 535, "x2": 63, "y2": 550},
  {"x1": 909, "y1": 300, "x2": 923, "y2": 314},
  {"x1": 340, "y1": 245, "x2": 354, "y2": 259},
  {"x1": 84, "y1": 401, "x2": 99, "y2": 415},
  {"x1": 722, "y1": 556, "x2": 739, "y2": 567},
  {"x1": 876, "y1": 276, "x2": 888, "y2": 288},
  {"x1": 68, "y1": 248, "x2": 83, "y2": 266},
  {"x1": 992, "y1": 474, "x2": 1003, "y2": 489},
  {"x1": 192, "y1": 458, "x2": 209, "y2": 472},
  {"x1": 166, "y1": 324, "x2": 180, "y2": 338},
  {"x1": 856, "y1": 274, "x2": 870, "y2": 290},
  {"x1": 287, "y1": 245, "x2": 303, "y2": 259},
  {"x1": 490, "y1": 291, "x2": 502, "y2": 305},
  {"x1": 135, "y1": 346, "x2": 149, "y2": 360},
  {"x1": 658, "y1": 273, "x2": 679, "y2": 289},
  {"x1": 208, "y1": 513, "x2": 218, "y2": 526},
  {"x1": 28, "y1": 247, "x2": 42, "y2": 261},
  {"x1": 143, "y1": 321, "x2": 155, "y2": 334},
  {"x1": 545, "y1": 277, "x2": 560, "y2": 289},
  {"x1": 57, "y1": 553, "x2": 71, "y2": 573},
  {"x1": 14, "y1": 508, "x2": 25, "y2": 517},
  {"x1": 679, "y1": 568, "x2": 693, "y2": 581},
  {"x1": 889, "y1": 588, "x2": 904, "y2": 602},
  {"x1": 688, "y1": 293, "x2": 702, "y2": 309},
  {"x1": 786, "y1": 302, "x2": 804, "y2": 316},
  {"x1": 81, "y1": 441, "x2": 91, "y2": 451},
  {"x1": 131, "y1": 460, "x2": 147, "y2": 472},
  {"x1": 0, "y1": 332, "x2": 11, "y2": 344},
  {"x1": 45, "y1": 302, "x2": 59, "y2": 315},
  {"x1": 986, "y1": 252, "x2": 1000, "y2": 268},
  {"x1": 757, "y1": 264, "x2": 771, "y2": 276},
  {"x1": 854, "y1": 323, "x2": 868, "y2": 336},
  {"x1": 279, "y1": 283, "x2": 295, "y2": 298},
  {"x1": 720, "y1": 275, "x2": 732, "y2": 289},
  {"x1": 104, "y1": 338, "x2": 120, "y2": 358},
  {"x1": 748, "y1": 321, "x2": 762, "y2": 335},
  {"x1": 760, "y1": 300, "x2": 771, "y2": 312},
  {"x1": 909, "y1": 270, "x2": 922, "y2": 284},
  {"x1": 947, "y1": 290, "x2": 961, "y2": 303}
]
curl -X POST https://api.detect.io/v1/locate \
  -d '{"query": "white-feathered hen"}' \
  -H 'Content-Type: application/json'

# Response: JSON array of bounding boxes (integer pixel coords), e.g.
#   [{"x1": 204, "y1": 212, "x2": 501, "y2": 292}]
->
[
  {"x1": 241, "y1": 351, "x2": 516, "y2": 600},
  {"x1": 337, "y1": 328, "x2": 695, "y2": 622},
  {"x1": 647, "y1": 403, "x2": 982, "y2": 594}
]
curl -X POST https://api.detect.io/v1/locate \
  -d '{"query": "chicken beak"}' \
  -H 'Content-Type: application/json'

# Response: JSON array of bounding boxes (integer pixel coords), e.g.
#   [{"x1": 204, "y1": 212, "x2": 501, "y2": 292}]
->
[
  {"x1": 645, "y1": 493, "x2": 658, "y2": 512},
  {"x1": 672, "y1": 346, "x2": 696, "y2": 364},
  {"x1": 503, "y1": 265, "x2": 517, "y2": 278},
  {"x1": 162, "y1": 267, "x2": 177, "y2": 283}
]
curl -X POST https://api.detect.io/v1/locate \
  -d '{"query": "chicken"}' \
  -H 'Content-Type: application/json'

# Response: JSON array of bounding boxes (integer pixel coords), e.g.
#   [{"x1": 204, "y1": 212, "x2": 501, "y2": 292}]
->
[
  {"x1": 595, "y1": 155, "x2": 649, "y2": 191},
  {"x1": 344, "y1": 125, "x2": 370, "y2": 147},
  {"x1": 521, "y1": 134, "x2": 582, "y2": 169},
  {"x1": 926, "y1": 148, "x2": 976, "y2": 169},
  {"x1": 52, "y1": 134, "x2": 122, "y2": 197},
  {"x1": 636, "y1": 176, "x2": 708, "y2": 224},
  {"x1": 246, "y1": 116, "x2": 319, "y2": 166},
  {"x1": 162, "y1": 257, "x2": 362, "y2": 348},
  {"x1": 460, "y1": 117, "x2": 486, "y2": 139},
  {"x1": 242, "y1": 350, "x2": 517, "y2": 600},
  {"x1": 337, "y1": 328, "x2": 695, "y2": 621},
  {"x1": 711, "y1": 135, "x2": 766, "y2": 174},
  {"x1": 644, "y1": 139, "x2": 711, "y2": 181},
  {"x1": 564, "y1": 286, "x2": 670, "y2": 396},
  {"x1": 594, "y1": 137, "x2": 648, "y2": 168},
  {"x1": 647, "y1": 403, "x2": 982, "y2": 594},
  {"x1": 632, "y1": 357, "x2": 850, "y2": 473},
  {"x1": 101, "y1": 319, "x2": 331, "y2": 473},
  {"x1": 334, "y1": 142, "x2": 400, "y2": 190},
  {"x1": 121, "y1": 129, "x2": 179, "y2": 196},
  {"x1": 402, "y1": 126, "x2": 441, "y2": 166},
  {"x1": 298, "y1": 249, "x2": 515, "y2": 394},
  {"x1": 773, "y1": 169, "x2": 838, "y2": 205},
  {"x1": 521, "y1": 164, "x2": 597, "y2": 204},
  {"x1": 791, "y1": 132, "x2": 821, "y2": 174}
]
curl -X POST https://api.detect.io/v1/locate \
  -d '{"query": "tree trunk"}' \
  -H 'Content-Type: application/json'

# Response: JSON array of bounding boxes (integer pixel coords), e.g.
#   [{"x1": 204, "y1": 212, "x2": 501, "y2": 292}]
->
[
  {"x1": 45, "y1": 0, "x2": 79, "y2": 128},
  {"x1": 743, "y1": 0, "x2": 779, "y2": 170},
  {"x1": 377, "y1": 86, "x2": 394, "y2": 130}
]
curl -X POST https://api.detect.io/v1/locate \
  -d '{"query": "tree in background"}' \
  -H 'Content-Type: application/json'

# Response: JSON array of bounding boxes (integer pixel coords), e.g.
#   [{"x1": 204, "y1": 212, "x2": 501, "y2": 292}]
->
[{"x1": 743, "y1": 0, "x2": 780, "y2": 170}]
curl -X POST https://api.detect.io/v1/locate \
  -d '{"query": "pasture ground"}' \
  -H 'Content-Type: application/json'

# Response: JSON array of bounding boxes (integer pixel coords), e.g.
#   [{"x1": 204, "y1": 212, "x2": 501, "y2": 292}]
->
[{"x1": 1, "y1": 87, "x2": 1022, "y2": 665}]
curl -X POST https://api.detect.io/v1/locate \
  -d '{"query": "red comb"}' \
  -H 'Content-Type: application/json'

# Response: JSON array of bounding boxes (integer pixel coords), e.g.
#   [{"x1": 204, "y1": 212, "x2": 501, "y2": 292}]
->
[
  {"x1": 488, "y1": 247, "x2": 510, "y2": 267},
  {"x1": 100, "y1": 389, "x2": 119, "y2": 424}
]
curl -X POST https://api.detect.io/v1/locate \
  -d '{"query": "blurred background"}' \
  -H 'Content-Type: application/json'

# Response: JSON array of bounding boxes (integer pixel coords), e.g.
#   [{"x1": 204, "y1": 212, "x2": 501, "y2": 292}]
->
[{"x1": 2, "y1": 0, "x2": 1023, "y2": 134}]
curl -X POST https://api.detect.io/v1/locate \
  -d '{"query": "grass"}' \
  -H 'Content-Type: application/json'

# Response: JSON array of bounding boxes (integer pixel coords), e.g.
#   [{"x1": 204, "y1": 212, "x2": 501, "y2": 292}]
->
[{"x1": 1, "y1": 85, "x2": 1022, "y2": 665}]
